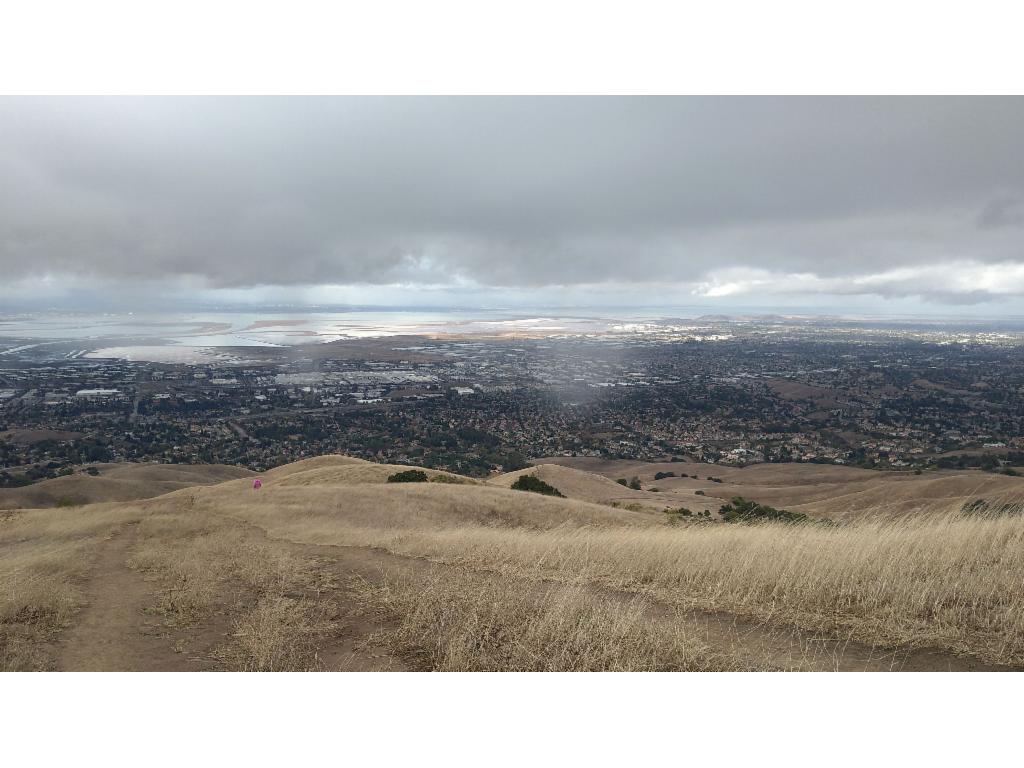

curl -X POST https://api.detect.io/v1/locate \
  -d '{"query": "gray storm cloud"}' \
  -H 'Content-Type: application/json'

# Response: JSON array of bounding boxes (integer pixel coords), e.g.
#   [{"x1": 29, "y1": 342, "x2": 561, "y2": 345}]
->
[{"x1": 2, "y1": 96, "x2": 1024, "y2": 304}]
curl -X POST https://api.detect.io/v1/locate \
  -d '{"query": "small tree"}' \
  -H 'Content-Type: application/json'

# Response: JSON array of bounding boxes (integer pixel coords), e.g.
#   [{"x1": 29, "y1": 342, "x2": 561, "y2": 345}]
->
[
  {"x1": 387, "y1": 469, "x2": 429, "y2": 483},
  {"x1": 718, "y1": 496, "x2": 807, "y2": 524},
  {"x1": 511, "y1": 475, "x2": 565, "y2": 497}
]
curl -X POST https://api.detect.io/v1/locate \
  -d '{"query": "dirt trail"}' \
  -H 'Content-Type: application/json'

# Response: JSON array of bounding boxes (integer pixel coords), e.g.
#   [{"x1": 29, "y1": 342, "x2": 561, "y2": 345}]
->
[
  {"x1": 56, "y1": 522, "x2": 199, "y2": 671},
  {"x1": 55, "y1": 523, "x2": 406, "y2": 672}
]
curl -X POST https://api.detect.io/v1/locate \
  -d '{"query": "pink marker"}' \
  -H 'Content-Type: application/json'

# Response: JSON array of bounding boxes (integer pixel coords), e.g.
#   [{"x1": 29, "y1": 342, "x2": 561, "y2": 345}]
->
[{"x1": 253, "y1": 478, "x2": 263, "y2": 490}]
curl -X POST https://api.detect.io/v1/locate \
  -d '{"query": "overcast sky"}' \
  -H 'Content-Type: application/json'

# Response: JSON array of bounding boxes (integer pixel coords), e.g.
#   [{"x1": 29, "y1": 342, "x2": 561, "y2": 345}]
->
[{"x1": 3, "y1": 97, "x2": 1024, "y2": 313}]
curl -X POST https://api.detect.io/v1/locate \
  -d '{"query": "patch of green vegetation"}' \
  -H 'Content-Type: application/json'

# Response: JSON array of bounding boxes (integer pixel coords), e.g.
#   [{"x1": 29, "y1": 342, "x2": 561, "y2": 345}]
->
[
  {"x1": 386, "y1": 469, "x2": 429, "y2": 483},
  {"x1": 936, "y1": 452, "x2": 1024, "y2": 473},
  {"x1": 0, "y1": 471, "x2": 33, "y2": 488},
  {"x1": 510, "y1": 475, "x2": 565, "y2": 497},
  {"x1": 718, "y1": 496, "x2": 808, "y2": 524}
]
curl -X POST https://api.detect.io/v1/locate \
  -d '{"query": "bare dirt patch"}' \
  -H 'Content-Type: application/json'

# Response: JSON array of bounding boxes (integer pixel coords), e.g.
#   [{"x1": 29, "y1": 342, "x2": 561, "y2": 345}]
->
[{"x1": 56, "y1": 522, "x2": 218, "y2": 671}]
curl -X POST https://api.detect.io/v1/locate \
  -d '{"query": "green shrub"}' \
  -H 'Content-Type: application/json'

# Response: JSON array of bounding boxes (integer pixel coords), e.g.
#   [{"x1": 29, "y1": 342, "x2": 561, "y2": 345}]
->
[
  {"x1": 718, "y1": 496, "x2": 807, "y2": 524},
  {"x1": 616, "y1": 478, "x2": 628, "y2": 486},
  {"x1": 654, "y1": 471, "x2": 676, "y2": 480},
  {"x1": 628, "y1": 477, "x2": 642, "y2": 490},
  {"x1": 387, "y1": 469, "x2": 429, "y2": 483},
  {"x1": 0, "y1": 472, "x2": 33, "y2": 488},
  {"x1": 511, "y1": 475, "x2": 565, "y2": 497}
]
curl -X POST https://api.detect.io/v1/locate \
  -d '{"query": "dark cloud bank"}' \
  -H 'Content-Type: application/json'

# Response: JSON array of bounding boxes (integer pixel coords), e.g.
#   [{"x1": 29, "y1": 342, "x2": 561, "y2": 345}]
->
[{"x1": 2, "y1": 97, "x2": 1024, "y2": 308}]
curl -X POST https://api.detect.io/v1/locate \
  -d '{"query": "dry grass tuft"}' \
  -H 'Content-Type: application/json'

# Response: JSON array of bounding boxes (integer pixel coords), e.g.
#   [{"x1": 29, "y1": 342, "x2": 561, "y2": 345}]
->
[
  {"x1": 127, "y1": 509, "x2": 341, "y2": 670},
  {"x1": 215, "y1": 595, "x2": 339, "y2": 671},
  {"x1": 352, "y1": 572, "x2": 741, "y2": 671}
]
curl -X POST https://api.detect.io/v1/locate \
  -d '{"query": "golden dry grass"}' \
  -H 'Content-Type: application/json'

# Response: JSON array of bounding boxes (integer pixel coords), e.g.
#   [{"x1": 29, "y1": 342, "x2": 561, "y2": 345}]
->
[
  {"x1": 539, "y1": 456, "x2": 1024, "y2": 520},
  {"x1": 215, "y1": 595, "x2": 339, "y2": 672},
  {"x1": 127, "y1": 510, "x2": 341, "y2": 670},
  {"x1": 272, "y1": 462, "x2": 481, "y2": 488},
  {"x1": 164, "y1": 480, "x2": 655, "y2": 536},
  {"x1": 134, "y1": 459, "x2": 1024, "y2": 666},
  {"x1": 0, "y1": 504, "x2": 139, "y2": 670},
  {"x1": 326, "y1": 509, "x2": 1024, "y2": 665},
  {"x1": 192, "y1": 476, "x2": 1024, "y2": 665},
  {"x1": 489, "y1": 463, "x2": 652, "y2": 501},
  {"x1": 0, "y1": 462, "x2": 254, "y2": 510},
  {"x1": 351, "y1": 571, "x2": 739, "y2": 671},
  {"x1": 261, "y1": 454, "x2": 369, "y2": 478},
  {"x1": 6, "y1": 455, "x2": 1024, "y2": 670}
]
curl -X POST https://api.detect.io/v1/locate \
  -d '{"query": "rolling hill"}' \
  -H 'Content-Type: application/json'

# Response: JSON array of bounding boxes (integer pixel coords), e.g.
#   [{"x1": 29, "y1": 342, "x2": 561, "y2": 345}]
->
[
  {"x1": 4, "y1": 453, "x2": 1024, "y2": 672},
  {"x1": 0, "y1": 462, "x2": 255, "y2": 510},
  {"x1": 535, "y1": 456, "x2": 1024, "y2": 519}
]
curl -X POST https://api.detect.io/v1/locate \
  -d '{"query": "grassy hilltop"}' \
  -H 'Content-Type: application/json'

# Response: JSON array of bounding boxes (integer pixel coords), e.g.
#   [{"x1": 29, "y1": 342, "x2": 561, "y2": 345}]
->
[{"x1": 3, "y1": 454, "x2": 1023, "y2": 671}]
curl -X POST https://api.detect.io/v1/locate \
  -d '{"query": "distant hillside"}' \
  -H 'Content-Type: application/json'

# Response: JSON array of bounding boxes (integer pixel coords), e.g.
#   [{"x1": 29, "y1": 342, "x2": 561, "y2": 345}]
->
[
  {"x1": 488, "y1": 463, "x2": 670, "y2": 511},
  {"x1": 265, "y1": 455, "x2": 480, "y2": 487},
  {"x1": 536, "y1": 456, "x2": 1024, "y2": 519},
  {"x1": 167, "y1": 455, "x2": 655, "y2": 532},
  {"x1": 0, "y1": 462, "x2": 254, "y2": 509}
]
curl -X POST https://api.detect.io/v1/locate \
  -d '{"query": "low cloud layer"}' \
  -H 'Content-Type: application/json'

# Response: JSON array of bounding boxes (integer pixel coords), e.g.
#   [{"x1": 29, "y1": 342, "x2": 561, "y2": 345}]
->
[{"x1": 2, "y1": 97, "x2": 1024, "y2": 309}]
